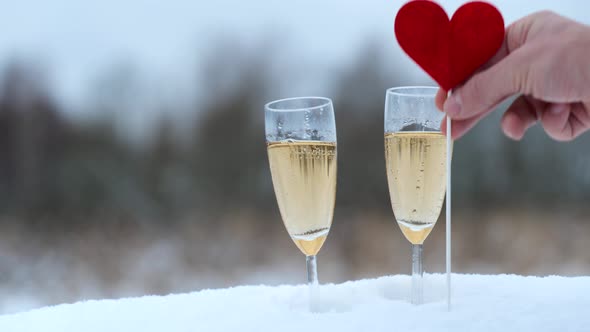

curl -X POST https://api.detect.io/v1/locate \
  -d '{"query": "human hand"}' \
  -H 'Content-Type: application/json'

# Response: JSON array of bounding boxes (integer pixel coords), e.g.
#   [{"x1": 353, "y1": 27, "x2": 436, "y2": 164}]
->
[{"x1": 436, "y1": 11, "x2": 590, "y2": 141}]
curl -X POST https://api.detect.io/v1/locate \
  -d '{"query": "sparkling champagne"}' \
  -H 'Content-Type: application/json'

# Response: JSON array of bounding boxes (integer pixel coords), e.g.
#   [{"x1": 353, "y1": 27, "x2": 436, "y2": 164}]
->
[
  {"x1": 267, "y1": 140, "x2": 337, "y2": 256},
  {"x1": 385, "y1": 132, "x2": 448, "y2": 244}
]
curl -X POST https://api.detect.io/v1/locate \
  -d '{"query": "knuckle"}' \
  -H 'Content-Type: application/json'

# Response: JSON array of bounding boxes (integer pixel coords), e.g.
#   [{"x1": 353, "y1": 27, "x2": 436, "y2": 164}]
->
[
  {"x1": 515, "y1": 62, "x2": 532, "y2": 93},
  {"x1": 534, "y1": 10, "x2": 557, "y2": 19},
  {"x1": 509, "y1": 49, "x2": 536, "y2": 95}
]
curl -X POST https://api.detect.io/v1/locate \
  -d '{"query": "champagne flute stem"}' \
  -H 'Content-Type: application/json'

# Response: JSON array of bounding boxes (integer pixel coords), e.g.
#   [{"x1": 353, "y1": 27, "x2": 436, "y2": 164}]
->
[
  {"x1": 411, "y1": 244, "x2": 424, "y2": 305},
  {"x1": 306, "y1": 255, "x2": 319, "y2": 311}
]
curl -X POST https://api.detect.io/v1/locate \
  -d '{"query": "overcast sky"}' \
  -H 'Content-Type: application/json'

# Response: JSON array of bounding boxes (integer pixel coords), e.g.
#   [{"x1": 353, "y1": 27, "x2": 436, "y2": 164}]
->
[{"x1": 0, "y1": 0, "x2": 587, "y2": 115}]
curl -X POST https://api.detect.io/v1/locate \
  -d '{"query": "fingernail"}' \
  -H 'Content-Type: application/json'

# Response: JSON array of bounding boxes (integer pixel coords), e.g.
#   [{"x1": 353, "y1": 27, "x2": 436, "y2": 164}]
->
[
  {"x1": 445, "y1": 93, "x2": 462, "y2": 117},
  {"x1": 549, "y1": 104, "x2": 568, "y2": 115},
  {"x1": 505, "y1": 129, "x2": 522, "y2": 141}
]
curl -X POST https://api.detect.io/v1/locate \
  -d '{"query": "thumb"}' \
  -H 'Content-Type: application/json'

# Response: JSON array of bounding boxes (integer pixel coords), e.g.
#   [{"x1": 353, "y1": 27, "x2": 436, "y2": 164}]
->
[{"x1": 444, "y1": 47, "x2": 533, "y2": 120}]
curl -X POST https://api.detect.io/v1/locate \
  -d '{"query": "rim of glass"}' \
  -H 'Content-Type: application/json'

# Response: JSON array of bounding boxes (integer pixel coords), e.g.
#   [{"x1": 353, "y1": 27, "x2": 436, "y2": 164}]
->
[
  {"x1": 265, "y1": 96, "x2": 332, "y2": 112},
  {"x1": 386, "y1": 86, "x2": 438, "y2": 98}
]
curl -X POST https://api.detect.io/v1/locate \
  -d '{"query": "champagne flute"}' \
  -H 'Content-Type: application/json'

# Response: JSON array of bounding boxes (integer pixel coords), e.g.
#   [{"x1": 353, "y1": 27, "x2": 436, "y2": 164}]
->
[
  {"x1": 384, "y1": 87, "x2": 450, "y2": 305},
  {"x1": 265, "y1": 97, "x2": 337, "y2": 310}
]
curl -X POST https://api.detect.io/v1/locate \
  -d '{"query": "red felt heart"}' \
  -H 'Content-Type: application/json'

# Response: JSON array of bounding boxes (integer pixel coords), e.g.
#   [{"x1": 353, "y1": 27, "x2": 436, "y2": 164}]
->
[{"x1": 395, "y1": 1, "x2": 505, "y2": 91}]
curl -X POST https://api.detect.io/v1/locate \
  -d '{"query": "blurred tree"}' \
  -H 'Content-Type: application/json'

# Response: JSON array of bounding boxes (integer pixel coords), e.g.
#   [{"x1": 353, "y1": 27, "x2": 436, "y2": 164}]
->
[
  {"x1": 332, "y1": 43, "x2": 401, "y2": 214},
  {"x1": 191, "y1": 42, "x2": 271, "y2": 214},
  {"x1": 0, "y1": 62, "x2": 68, "y2": 215},
  {"x1": 0, "y1": 39, "x2": 587, "y2": 227}
]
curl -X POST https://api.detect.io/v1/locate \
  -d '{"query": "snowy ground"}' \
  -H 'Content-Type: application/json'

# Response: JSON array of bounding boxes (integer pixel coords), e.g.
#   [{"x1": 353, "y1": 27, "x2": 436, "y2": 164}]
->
[{"x1": 0, "y1": 274, "x2": 588, "y2": 332}]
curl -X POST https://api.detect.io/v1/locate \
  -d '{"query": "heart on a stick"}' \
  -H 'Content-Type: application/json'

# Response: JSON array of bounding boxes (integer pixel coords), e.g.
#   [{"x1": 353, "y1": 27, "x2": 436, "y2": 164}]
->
[{"x1": 395, "y1": 0, "x2": 505, "y2": 91}]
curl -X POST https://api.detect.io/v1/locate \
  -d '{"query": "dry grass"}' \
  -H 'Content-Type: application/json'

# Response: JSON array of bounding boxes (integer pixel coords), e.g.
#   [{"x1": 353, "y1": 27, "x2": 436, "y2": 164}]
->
[{"x1": 0, "y1": 207, "x2": 588, "y2": 313}]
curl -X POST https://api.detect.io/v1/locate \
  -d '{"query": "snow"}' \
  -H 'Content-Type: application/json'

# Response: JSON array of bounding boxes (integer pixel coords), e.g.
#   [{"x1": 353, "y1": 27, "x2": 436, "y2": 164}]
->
[{"x1": 0, "y1": 274, "x2": 588, "y2": 332}]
